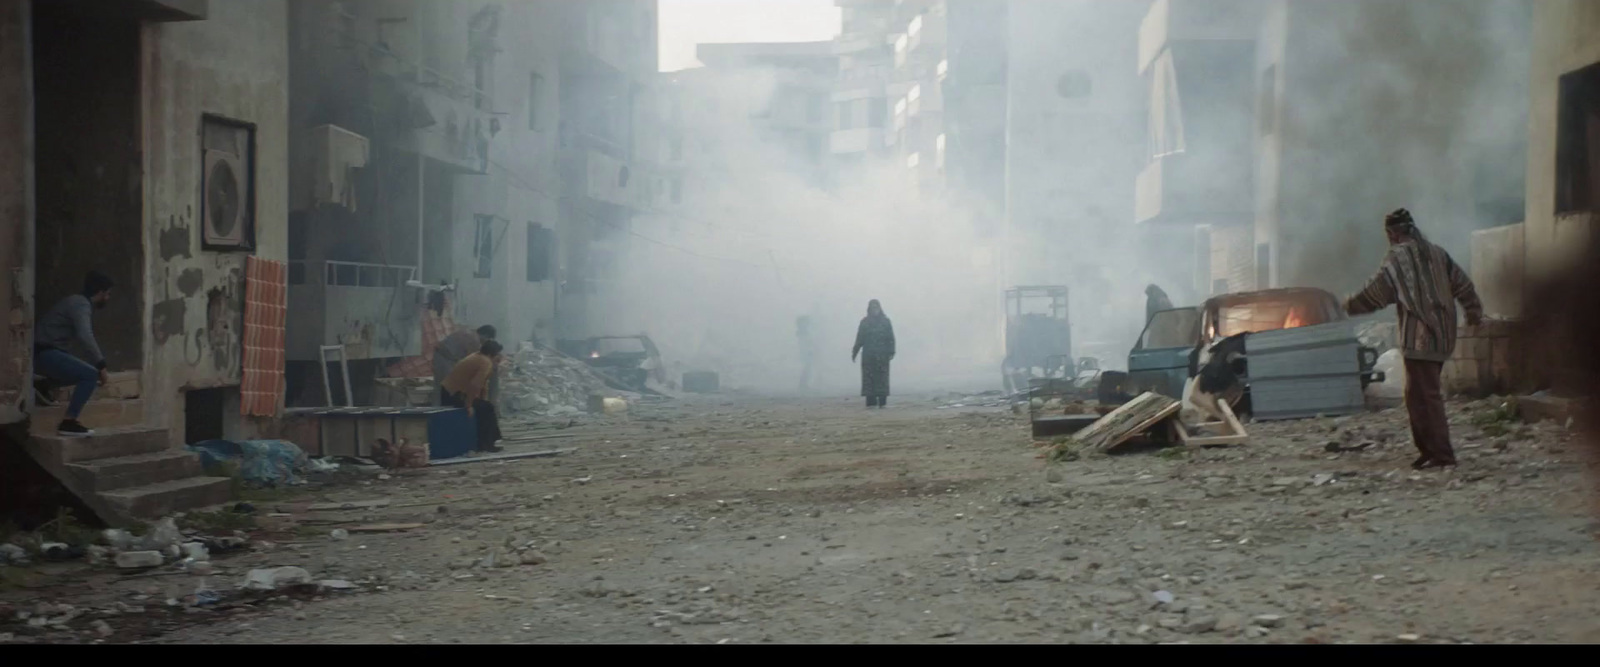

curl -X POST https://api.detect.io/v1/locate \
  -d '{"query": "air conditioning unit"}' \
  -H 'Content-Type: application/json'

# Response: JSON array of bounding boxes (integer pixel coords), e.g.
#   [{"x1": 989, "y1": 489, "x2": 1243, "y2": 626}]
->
[
  {"x1": 203, "y1": 147, "x2": 249, "y2": 248},
  {"x1": 294, "y1": 124, "x2": 369, "y2": 212}
]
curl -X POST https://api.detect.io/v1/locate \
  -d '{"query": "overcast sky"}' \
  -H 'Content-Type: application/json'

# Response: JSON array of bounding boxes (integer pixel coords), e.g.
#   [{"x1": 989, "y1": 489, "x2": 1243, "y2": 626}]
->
[{"x1": 658, "y1": 0, "x2": 842, "y2": 72}]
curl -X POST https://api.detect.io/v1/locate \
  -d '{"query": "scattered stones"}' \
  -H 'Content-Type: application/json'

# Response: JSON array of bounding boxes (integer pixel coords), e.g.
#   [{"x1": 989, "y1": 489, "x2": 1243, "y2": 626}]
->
[
  {"x1": 1253, "y1": 614, "x2": 1286, "y2": 628},
  {"x1": 241, "y1": 567, "x2": 313, "y2": 591},
  {"x1": 329, "y1": 529, "x2": 350, "y2": 541},
  {"x1": 113, "y1": 551, "x2": 165, "y2": 570},
  {"x1": 90, "y1": 620, "x2": 113, "y2": 638},
  {"x1": 1179, "y1": 615, "x2": 1218, "y2": 634}
]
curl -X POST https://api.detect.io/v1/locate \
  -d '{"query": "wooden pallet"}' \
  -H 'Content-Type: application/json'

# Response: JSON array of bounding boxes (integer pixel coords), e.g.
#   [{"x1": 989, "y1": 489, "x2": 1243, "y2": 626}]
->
[
  {"x1": 1072, "y1": 392, "x2": 1181, "y2": 453},
  {"x1": 1174, "y1": 398, "x2": 1248, "y2": 446}
]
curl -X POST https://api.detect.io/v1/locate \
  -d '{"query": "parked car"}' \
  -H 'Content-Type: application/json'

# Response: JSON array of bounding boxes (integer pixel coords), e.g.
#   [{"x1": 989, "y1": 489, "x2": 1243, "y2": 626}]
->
[{"x1": 1111, "y1": 287, "x2": 1384, "y2": 420}]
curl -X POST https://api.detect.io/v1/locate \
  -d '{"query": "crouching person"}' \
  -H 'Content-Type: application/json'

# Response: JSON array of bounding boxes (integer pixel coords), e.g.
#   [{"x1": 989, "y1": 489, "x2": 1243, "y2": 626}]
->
[{"x1": 441, "y1": 340, "x2": 505, "y2": 454}]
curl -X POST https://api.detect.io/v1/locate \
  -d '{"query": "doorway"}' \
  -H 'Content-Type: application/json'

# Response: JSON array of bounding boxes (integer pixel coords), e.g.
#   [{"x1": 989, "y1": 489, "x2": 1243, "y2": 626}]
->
[{"x1": 30, "y1": 3, "x2": 145, "y2": 372}]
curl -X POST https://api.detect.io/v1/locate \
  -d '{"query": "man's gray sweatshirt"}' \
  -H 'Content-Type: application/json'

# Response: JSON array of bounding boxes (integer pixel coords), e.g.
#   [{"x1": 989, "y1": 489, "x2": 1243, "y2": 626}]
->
[{"x1": 35, "y1": 294, "x2": 106, "y2": 369}]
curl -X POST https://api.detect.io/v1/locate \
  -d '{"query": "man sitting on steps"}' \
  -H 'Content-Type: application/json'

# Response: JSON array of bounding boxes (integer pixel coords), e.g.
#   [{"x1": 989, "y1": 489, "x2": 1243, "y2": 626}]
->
[{"x1": 33, "y1": 270, "x2": 115, "y2": 438}]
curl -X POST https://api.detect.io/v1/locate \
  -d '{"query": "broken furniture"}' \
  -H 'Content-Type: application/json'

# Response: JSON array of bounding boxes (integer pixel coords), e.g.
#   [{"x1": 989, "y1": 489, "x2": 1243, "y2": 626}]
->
[
  {"x1": 318, "y1": 344, "x2": 354, "y2": 408},
  {"x1": 1026, "y1": 376, "x2": 1104, "y2": 438},
  {"x1": 682, "y1": 371, "x2": 720, "y2": 394},
  {"x1": 1173, "y1": 397, "x2": 1249, "y2": 446},
  {"x1": 284, "y1": 406, "x2": 475, "y2": 460},
  {"x1": 1049, "y1": 391, "x2": 1250, "y2": 459}
]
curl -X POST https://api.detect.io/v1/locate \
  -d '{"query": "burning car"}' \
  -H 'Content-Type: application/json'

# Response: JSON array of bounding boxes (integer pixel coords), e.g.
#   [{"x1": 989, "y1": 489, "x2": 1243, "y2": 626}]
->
[{"x1": 1106, "y1": 287, "x2": 1384, "y2": 420}]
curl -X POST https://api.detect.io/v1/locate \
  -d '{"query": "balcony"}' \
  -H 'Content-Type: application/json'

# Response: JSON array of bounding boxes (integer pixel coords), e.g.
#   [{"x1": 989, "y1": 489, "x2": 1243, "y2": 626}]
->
[
  {"x1": 1138, "y1": 0, "x2": 1262, "y2": 75},
  {"x1": 365, "y1": 45, "x2": 496, "y2": 175},
  {"x1": 286, "y1": 261, "x2": 421, "y2": 362},
  {"x1": 560, "y1": 149, "x2": 644, "y2": 210},
  {"x1": 831, "y1": 128, "x2": 887, "y2": 155},
  {"x1": 1134, "y1": 153, "x2": 1252, "y2": 226}
]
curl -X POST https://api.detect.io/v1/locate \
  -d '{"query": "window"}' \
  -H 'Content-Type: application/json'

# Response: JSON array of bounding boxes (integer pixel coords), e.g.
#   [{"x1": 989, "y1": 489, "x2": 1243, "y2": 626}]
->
[
  {"x1": 908, "y1": 15, "x2": 923, "y2": 38},
  {"x1": 526, "y1": 223, "x2": 552, "y2": 282},
  {"x1": 1139, "y1": 308, "x2": 1201, "y2": 350},
  {"x1": 473, "y1": 215, "x2": 497, "y2": 278},
  {"x1": 837, "y1": 100, "x2": 859, "y2": 130},
  {"x1": 1258, "y1": 65, "x2": 1277, "y2": 137},
  {"x1": 1556, "y1": 62, "x2": 1600, "y2": 214},
  {"x1": 868, "y1": 97, "x2": 887, "y2": 128},
  {"x1": 907, "y1": 152, "x2": 920, "y2": 169},
  {"x1": 936, "y1": 59, "x2": 948, "y2": 82},
  {"x1": 1148, "y1": 52, "x2": 1186, "y2": 161},
  {"x1": 528, "y1": 72, "x2": 545, "y2": 131},
  {"x1": 935, "y1": 133, "x2": 946, "y2": 168}
]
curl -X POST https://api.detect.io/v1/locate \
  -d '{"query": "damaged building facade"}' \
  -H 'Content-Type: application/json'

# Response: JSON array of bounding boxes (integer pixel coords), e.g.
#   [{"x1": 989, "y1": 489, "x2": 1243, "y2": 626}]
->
[
  {"x1": 2, "y1": 0, "x2": 290, "y2": 445},
  {"x1": 1136, "y1": 0, "x2": 1531, "y2": 300},
  {"x1": 283, "y1": 0, "x2": 658, "y2": 405}
]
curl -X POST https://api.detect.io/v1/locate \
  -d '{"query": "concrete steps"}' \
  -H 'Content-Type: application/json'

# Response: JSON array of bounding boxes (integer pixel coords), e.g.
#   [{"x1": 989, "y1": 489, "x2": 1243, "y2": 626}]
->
[
  {"x1": 23, "y1": 425, "x2": 234, "y2": 525},
  {"x1": 29, "y1": 398, "x2": 146, "y2": 437},
  {"x1": 99, "y1": 476, "x2": 233, "y2": 520}
]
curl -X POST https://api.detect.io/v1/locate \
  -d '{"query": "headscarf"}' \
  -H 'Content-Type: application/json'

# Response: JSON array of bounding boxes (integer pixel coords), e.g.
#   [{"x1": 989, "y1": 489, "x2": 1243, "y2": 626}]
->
[
  {"x1": 866, "y1": 299, "x2": 885, "y2": 319},
  {"x1": 1385, "y1": 208, "x2": 1428, "y2": 243}
]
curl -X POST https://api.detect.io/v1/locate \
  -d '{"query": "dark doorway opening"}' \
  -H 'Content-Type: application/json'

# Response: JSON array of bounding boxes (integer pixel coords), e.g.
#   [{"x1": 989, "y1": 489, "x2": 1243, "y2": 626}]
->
[
  {"x1": 185, "y1": 388, "x2": 228, "y2": 444},
  {"x1": 31, "y1": 4, "x2": 144, "y2": 371}
]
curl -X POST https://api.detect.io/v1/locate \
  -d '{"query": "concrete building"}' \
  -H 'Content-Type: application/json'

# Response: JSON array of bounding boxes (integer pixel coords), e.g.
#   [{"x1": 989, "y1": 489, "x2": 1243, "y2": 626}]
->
[
  {"x1": 550, "y1": 0, "x2": 659, "y2": 340},
  {"x1": 1003, "y1": 0, "x2": 1150, "y2": 347},
  {"x1": 695, "y1": 41, "x2": 838, "y2": 187},
  {"x1": 831, "y1": 0, "x2": 896, "y2": 172},
  {"x1": 1, "y1": 0, "x2": 290, "y2": 521},
  {"x1": 1133, "y1": 0, "x2": 1530, "y2": 299}
]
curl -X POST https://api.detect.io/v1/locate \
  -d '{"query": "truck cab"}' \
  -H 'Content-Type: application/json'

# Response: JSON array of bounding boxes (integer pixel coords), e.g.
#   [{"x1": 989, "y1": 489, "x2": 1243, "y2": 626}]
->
[{"x1": 1119, "y1": 288, "x2": 1382, "y2": 415}]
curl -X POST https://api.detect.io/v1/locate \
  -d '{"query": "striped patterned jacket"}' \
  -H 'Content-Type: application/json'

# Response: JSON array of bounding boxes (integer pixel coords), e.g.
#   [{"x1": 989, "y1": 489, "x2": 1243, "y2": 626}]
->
[{"x1": 1345, "y1": 238, "x2": 1484, "y2": 362}]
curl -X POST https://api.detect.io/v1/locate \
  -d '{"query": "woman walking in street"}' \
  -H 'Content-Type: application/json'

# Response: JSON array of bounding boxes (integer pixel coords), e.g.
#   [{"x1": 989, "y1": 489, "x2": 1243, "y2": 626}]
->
[{"x1": 852, "y1": 299, "x2": 896, "y2": 408}]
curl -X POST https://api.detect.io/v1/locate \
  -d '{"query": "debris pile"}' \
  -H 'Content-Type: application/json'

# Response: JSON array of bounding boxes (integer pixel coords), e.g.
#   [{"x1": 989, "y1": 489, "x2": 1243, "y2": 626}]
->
[{"x1": 501, "y1": 343, "x2": 614, "y2": 416}]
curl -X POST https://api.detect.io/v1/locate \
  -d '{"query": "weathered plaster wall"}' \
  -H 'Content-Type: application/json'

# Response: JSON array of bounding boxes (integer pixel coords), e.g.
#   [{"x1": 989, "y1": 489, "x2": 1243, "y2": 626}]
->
[
  {"x1": 141, "y1": 0, "x2": 289, "y2": 444},
  {"x1": 1525, "y1": 0, "x2": 1600, "y2": 277},
  {"x1": 0, "y1": 1, "x2": 34, "y2": 425},
  {"x1": 443, "y1": 0, "x2": 565, "y2": 346}
]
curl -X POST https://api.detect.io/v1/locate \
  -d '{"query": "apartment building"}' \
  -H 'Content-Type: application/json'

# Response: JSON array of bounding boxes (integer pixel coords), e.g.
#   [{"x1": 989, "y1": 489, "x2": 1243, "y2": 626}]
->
[{"x1": 2, "y1": 0, "x2": 290, "y2": 520}]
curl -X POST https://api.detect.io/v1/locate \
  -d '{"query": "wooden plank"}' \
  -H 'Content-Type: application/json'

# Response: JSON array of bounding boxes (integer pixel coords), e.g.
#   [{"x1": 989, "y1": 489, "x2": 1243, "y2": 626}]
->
[
  {"x1": 1104, "y1": 401, "x2": 1181, "y2": 451},
  {"x1": 500, "y1": 432, "x2": 578, "y2": 444},
  {"x1": 344, "y1": 523, "x2": 426, "y2": 533},
  {"x1": 1070, "y1": 392, "x2": 1180, "y2": 452},
  {"x1": 1176, "y1": 398, "x2": 1249, "y2": 447},
  {"x1": 428, "y1": 448, "x2": 577, "y2": 467},
  {"x1": 275, "y1": 499, "x2": 392, "y2": 513}
]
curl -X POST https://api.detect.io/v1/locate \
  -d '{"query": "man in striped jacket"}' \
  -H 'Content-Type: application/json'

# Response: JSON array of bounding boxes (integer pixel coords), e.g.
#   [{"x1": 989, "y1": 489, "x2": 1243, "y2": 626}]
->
[{"x1": 1345, "y1": 209, "x2": 1484, "y2": 470}]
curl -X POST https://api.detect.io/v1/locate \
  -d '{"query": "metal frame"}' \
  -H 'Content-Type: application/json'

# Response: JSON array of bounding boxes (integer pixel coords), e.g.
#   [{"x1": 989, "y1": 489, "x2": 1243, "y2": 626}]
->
[{"x1": 319, "y1": 344, "x2": 354, "y2": 408}]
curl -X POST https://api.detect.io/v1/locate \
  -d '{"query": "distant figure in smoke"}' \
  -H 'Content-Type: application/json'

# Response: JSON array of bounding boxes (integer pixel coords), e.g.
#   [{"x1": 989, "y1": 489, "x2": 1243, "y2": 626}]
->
[
  {"x1": 852, "y1": 300, "x2": 896, "y2": 409},
  {"x1": 1145, "y1": 284, "x2": 1174, "y2": 325},
  {"x1": 797, "y1": 315, "x2": 818, "y2": 391},
  {"x1": 1344, "y1": 208, "x2": 1483, "y2": 471}
]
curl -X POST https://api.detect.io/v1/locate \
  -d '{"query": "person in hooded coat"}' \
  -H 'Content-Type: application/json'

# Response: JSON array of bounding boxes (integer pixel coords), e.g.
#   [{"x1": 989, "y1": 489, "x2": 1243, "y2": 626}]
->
[
  {"x1": 852, "y1": 300, "x2": 896, "y2": 408},
  {"x1": 1145, "y1": 284, "x2": 1174, "y2": 325}
]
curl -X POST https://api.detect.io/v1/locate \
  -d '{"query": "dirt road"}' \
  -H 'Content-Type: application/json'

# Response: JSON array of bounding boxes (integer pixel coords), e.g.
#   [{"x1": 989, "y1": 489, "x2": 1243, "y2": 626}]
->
[{"x1": 5, "y1": 393, "x2": 1599, "y2": 644}]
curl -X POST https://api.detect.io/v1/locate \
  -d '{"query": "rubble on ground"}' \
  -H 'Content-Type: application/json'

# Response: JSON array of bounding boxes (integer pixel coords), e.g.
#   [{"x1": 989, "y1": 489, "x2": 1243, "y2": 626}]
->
[{"x1": 500, "y1": 343, "x2": 616, "y2": 416}]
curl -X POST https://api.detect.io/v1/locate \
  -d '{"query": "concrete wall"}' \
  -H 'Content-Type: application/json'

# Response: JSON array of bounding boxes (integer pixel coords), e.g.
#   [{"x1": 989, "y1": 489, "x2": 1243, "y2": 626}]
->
[
  {"x1": 445, "y1": 0, "x2": 565, "y2": 346},
  {"x1": 1471, "y1": 222, "x2": 1525, "y2": 319},
  {"x1": 0, "y1": 1, "x2": 33, "y2": 425},
  {"x1": 141, "y1": 0, "x2": 289, "y2": 443},
  {"x1": 1526, "y1": 0, "x2": 1600, "y2": 278}
]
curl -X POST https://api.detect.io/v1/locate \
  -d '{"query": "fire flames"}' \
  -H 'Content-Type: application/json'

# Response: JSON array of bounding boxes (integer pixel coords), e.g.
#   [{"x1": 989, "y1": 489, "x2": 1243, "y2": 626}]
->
[{"x1": 1283, "y1": 306, "x2": 1308, "y2": 330}]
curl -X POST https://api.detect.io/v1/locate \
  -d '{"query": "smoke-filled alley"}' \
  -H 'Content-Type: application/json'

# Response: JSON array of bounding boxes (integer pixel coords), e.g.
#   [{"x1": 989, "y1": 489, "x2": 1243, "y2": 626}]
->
[{"x1": 1, "y1": 0, "x2": 1599, "y2": 646}]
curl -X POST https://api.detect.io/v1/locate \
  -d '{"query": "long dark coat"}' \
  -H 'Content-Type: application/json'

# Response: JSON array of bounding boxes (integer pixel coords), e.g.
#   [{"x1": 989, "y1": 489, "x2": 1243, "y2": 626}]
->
[{"x1": 853, "y1": 314, "x2": 896, "y2": 397}]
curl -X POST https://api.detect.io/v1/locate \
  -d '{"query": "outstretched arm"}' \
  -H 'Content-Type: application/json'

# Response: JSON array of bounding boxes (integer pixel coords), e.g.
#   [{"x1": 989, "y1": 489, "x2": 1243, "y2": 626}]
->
[
  {"x1": 1447, "y1": 254, "x2": 1485, "y2": 326},
  {"x1": 70, "y1": 299, "x2": 107, "y2": 371},
  {"x1": 1344, "y1": 254, "x2": 1398, "y2": 317}
]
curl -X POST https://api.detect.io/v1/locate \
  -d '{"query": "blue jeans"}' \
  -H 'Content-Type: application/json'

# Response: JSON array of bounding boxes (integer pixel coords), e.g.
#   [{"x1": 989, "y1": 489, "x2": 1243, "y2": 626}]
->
[{"x1": 34, "y1": 349, "x2": 98, "y2": 419}]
